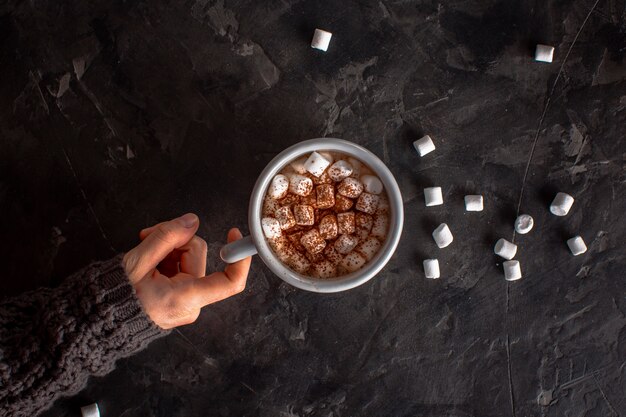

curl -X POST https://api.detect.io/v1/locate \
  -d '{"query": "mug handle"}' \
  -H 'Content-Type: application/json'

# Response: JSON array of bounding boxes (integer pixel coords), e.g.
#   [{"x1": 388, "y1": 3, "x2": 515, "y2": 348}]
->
[{"x1": 220, "y1": 235, "x2": 258, "y2": 263}]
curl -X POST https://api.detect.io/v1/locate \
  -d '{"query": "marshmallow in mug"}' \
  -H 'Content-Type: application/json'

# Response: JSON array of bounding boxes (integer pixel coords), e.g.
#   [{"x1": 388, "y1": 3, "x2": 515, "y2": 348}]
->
[
  {"x1": 288, "y1": 174, "x2": 313, "y2": 196},
  {"x1": 304, "y1": 151, "x2": 332, "y2": 177},
  {"x1": 268, "y1": 174, "x2": 289, "y2": 199},
  {"x1": 334, "y1": 234, "x2": 359, "y2": 254},
  {"x1": 341, "y1": 251, "x2": 367, "y2": 272},
  {"x1": 328, "y1": 160, "x2": 353, "y2": 181},
  {"x1": 262, "y1": 218, "x2": 282, "y2": 239},
  {"x1": 360, "y1": 175, "x2": 383, "y2": 194},
  {"x1": 355, "y1": 237, "x2": 381, "y2": 261}
]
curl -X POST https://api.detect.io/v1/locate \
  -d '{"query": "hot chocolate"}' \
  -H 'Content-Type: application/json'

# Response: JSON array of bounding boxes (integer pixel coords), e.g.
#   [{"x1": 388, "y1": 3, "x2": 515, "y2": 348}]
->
[{"x1": 261, "y1": 151, "x2": 389, "y2": 278}]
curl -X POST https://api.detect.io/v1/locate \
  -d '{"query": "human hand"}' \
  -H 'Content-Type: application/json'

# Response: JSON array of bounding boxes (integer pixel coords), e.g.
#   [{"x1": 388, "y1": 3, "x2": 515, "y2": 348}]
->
[{"x1": 122, "y1": 213, "x2": 252, "y2": 329}]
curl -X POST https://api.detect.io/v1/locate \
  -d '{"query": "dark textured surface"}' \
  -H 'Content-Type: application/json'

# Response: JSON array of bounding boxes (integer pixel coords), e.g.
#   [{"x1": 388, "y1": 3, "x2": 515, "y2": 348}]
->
[{"x1": 1, "y1": 0, "x2": 625, "y2": 416}]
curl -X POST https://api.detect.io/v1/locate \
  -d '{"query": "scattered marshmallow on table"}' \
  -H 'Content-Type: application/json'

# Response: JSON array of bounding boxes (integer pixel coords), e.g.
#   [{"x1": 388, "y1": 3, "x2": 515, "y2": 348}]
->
[
  {"x1": 432, "y1": 223, "x2": 453, "y2": 248},
  {"x1": 304, "y1": 151, "x2": 331, "y2": 177},
  {"x1": 81, "y1": 403, "x2": 100, "y2": 417},
  {"x1": 550, "y1": 192, "x2": 574, "y2": 216},
  {"x1": 503, "y1": 260, "x2": 522, "y2": 281},
  {"x1": 423, "y1": 259, "x2": 440, "y2": 279},
  {"x1": 424, "y1": 187, "x2": 443, "y2": 207},
  {"x1": 514, "y1": 214, "x2": 534, "y2": 234},
  {"x1": 413, "y1": 135, "x2": 436, "y2": 157},
  {"x1": 360, "y1": 175, "x2": 383, "y2": 194},
  {"x1": 268, "y1": 174, "x2": 289, "y2": 199},
  {"x1": 261, "y1": 217, "x2": 281, "y2": 239},
  {"x1": 535, "y1": 44, "x2": 555, "y2": 63},
  {"x1": 567, "y1": 236, "x2": 587, "y2": 256},
  {"x1": 464, "y1": 195, "x2": 483, "y2": 211},
  {"x1": 494, "y1": 238, "x2": 517, "y2": 260},
  {"x1": 311, "y1": 28, "x2": 332, "y2": 51}
]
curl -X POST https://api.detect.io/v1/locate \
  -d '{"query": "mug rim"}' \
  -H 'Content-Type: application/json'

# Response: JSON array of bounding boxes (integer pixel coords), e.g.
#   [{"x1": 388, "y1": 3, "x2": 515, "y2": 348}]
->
[{"x1": 248, "y1": 138, "x2": 404, "y2": 293}]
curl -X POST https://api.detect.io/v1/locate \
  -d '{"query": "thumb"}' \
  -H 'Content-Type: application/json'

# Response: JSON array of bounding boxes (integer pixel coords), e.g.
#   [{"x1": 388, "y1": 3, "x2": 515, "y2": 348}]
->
[{"x1": 125, "y1": 213, "x2": 200, "y2": 282}]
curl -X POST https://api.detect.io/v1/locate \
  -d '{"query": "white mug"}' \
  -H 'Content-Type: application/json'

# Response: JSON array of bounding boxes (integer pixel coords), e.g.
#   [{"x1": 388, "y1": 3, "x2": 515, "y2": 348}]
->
[{"x1": 220, "y1": 138, "x2": 404, "y2": 293}]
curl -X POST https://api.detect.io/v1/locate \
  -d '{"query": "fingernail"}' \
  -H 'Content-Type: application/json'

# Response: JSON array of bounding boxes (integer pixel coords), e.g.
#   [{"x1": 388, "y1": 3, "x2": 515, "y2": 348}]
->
[{"x1": 177, "y1": 213, "x2": 198, "y2": 228}]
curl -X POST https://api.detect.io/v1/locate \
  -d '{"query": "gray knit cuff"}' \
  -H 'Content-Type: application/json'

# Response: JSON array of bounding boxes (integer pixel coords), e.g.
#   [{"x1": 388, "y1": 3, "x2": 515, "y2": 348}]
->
[{"x1": 88, "y1": 255, "x2": 169, "y2": 366}]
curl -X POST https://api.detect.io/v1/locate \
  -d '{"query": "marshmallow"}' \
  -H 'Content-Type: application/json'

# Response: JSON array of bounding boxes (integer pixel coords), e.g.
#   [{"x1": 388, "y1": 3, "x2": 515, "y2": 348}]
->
[
  {"x1": 348, "y1": 157, "x2": 363, "y2": 178},
  {"x1": 494, "y1": 238, "x2": 517, "y2": 260},
  {"x1": 334, "y1": 234, "x2": 359, "y2": 254},
  {"x1": 334, "y1": 194, "x2": 354, "y2": 212},
  {"x1": 423, "y1": 259, "x2": 440, "y2": 279},
  {"x1": 311, "y1": 28, "x2": 332, "y2": 52},
  {"x1": 268, "y1": 174, "x2": 289, "y2": 199},
  {"x1": 304, "y1": 151, "x2": 332, "y2": 177},
  {"x1": 289, "y1": 157, "x2": 308, "y2": 174},
  {"x1": 274, "y1": 206, "x2": 296, "y2": 230},
  {"x1": 337, "y1": 177, "x2": 364, "y2": 198},
  {"x1": 81, "y1": 404, "x2": 100, "y2": 417},
  {"x1": 316, "y1": 184, "x2": 335, "y2": 209},
  {"x1": 376, "y1": 194, "x2": 390, "y2": 212},
  {"x1": 288, "y1": 250, "x2": 311, "y2": 274},
  {"x1": 312, "y1": 260, "x2": 337, "y2": 278},
  {"x1": 355, "y1": 237, "x2": 381, "y2": 261},
  {"x1": 318, "y1": 151, "x2": 334, "y2": 164},
  {"x1": 337, "y1": 212, "x2": 356, "y2": 235},
  {"x1": 413, "y1": 135, "x2": 436, "y2": 156},
  {"x1": 503, "y1": 260, "x2": 522, "y2": 281},
  {"x1": 341, "y1": 251, "x2": 367, "y2": 272},
  {"x1": 288, "y1": 174, "x2": 313, "y2": 196},
  {"x1": 432, "y1": 223, "x2": 453, "y2": 248},
  {"x1": 324, "y1": 244, "x2": 343, "y2": 265},
  {"x1": 328, "y1": 160, "x2": 353, "y2": 181},
  {"x1": 464, "y1": 195, "x2": 483, "y2": 211},
  {"x1": 263, "y1": 196, "x2": 280, "y2": 216},
  {"x1": 371, "y1": 213, "x2": 388, "y2": 239},
  {"x1": 261, "y1": 217, "x2": 281, "y2": 239},
  {"x1": 514, "y1": 214, "x2": 534, "y2": 234},
  {"x1": 535, "y1": 44, "x2": 554, "y2": 63},
  {"x1": 355, "y1": 213, "x2": 374, "y2": 239},
  {"x1": 360, "y1": 175, "x2": 383, "y2": 194},
  {"x1": 550, "y1": 192, "x2": 574, "y2": 216},
  {"x1": 356, "y1": 192, "x2": 379, "y2": 214},
  {"x1": 319, "y1": 214, "x2": 338, "y2": 240},
  {"x1": 293, "y1": 204, "x2": 315, "y2": 226},
  {"x1": 424, "y1": 187, "x2": 443, "y2": 207},
  {"x1": 300, "y1": 229, "x2": 327, "y2": 254},
  {"x1": 269, "y1": 235, "x2": 292, "y2": 263},
  {"x1": 567, "y1": 236, "x2": 587, "y2": 256}
]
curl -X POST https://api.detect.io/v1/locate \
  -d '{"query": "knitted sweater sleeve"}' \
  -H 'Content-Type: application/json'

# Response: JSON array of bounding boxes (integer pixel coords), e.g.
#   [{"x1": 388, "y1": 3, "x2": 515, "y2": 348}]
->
[{"x1": 0, "y1": 255, "x2": 169, "y2": 417}]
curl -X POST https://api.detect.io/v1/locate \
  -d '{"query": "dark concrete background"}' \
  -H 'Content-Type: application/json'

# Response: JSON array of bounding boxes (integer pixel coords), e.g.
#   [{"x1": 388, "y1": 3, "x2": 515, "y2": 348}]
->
[{"x1": 1, "y1": 0, "x2": 625, "y2": 416}]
